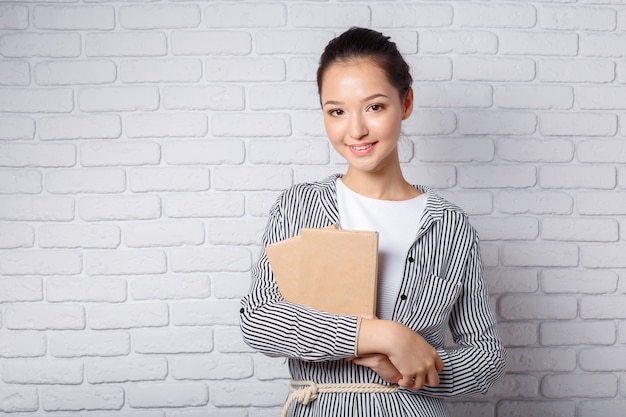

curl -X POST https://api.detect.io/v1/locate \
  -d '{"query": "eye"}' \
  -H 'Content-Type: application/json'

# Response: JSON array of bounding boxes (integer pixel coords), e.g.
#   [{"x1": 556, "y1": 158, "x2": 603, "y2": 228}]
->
[
  {"x1": 368, "y1": 104, "x2": 384, "y2": 112},
  {"x1": 328, "y1": 109, "x2": 344, "y2": 116}
]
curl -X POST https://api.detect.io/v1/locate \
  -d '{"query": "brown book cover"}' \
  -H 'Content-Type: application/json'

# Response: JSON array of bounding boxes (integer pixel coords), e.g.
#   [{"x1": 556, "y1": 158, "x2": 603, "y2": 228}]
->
[{"x1": 265, "y1": 225, "x2": 378, "y2": 316}]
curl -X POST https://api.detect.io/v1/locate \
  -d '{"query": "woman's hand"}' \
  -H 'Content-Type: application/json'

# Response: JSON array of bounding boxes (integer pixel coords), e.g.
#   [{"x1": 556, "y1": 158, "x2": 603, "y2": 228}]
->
[
  {"x1": 350, "y1": 354, "x2": 402, "y2": 384},
  {"x1": 357, "y1": 318, "x2": 444, "y2": 391}
]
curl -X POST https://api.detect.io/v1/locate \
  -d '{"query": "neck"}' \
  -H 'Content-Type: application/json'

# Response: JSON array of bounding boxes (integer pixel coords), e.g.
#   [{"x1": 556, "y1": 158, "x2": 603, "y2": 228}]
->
[{"x1": 341, "y1": 166, "x2": 420, "y2": 201}]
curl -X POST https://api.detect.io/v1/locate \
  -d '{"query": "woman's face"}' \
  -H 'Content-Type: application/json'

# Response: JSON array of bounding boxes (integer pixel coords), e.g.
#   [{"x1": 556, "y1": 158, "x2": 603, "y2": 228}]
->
[{"x1": 320, "y1": 58, "x2": 413, "y2": 176}]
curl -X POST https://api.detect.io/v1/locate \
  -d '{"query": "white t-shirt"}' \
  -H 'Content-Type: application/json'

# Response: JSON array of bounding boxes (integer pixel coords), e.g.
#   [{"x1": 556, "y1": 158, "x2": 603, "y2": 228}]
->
[{"x1": 336, "y1": 178, "x2": 427, "y2": 320}]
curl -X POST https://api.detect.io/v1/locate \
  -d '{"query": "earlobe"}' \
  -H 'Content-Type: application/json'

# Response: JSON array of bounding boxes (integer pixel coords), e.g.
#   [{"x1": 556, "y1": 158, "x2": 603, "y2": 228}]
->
[{"x1": 402, "y1": 88, "x2": 414, "y2": 120}]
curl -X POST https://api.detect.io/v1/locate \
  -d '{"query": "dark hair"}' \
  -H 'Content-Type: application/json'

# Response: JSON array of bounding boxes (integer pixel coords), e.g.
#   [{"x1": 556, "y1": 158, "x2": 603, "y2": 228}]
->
[{"x1": 316, "y1": 27, "x2": 413, "y2": 100}]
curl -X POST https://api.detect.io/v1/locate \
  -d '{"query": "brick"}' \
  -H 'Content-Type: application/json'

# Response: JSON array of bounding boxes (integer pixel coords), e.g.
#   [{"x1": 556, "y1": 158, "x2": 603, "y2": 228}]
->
[
  {"x1": 212, "y1": 382, "x2": 288, "y2": 407},
  {"x1": 42, "y1": 386, "x2": 124, "y2": 411},
  {"x1": 163, "y1": 193, "x2": 244, "y2": 218},
  {"x1": 581, "y1": 295, "x2": 626, "y2": 318},
  {"x1": 5, "y1": 304, "x2": 84, "y2": 330},
  {"x1": 80, "y1": 141, "x2": 160, "y2": 167},
  {"x1": 164, "y1": 140, "x2": 244, "y2": 165},
  {"x1": 126, "y1": 113, "x2": 208, "y2": 138},
  {"x1": 0, "y1": 277, "x2": 41, "y2": 302},
  {"x1": 213, "y1": 166, "x2": 292, "y2": 191},
  {"x1": 581, "y1": 33, "x2": 626, "y2": 57},
  {"x1": 579, "y1": 400, "x2": 626, "y2": 417},
  {"x1": 291, "y1": 111, "x2": 324, "y2": 137},
  {"x1": 287, "y1": 57, "x2": 317, "y2": 82},
  {"x1": 255, "y1": 355, "x2": 290, "y2": 380},
  {"x1": 39, "y1": 224, "x2": 120, "y2": 249},
  {"x1": 403, "y1": 110, "x2": 457, "y2": 135},
  {"x1": 86, "y1": 357, "x2": 167, "y2": 383},
  {"x1": 498, "y1": 401, "x2": 575, "y2": 417},
  {"x1": 0, "y1": 387, "x2": 38, "y2": 412},
  {"x1": 121, "y1": 58, "x2": 201, "y2": 83},
  {"x1": 164, "y1": 85, "x2": 244, "y2": 111},
  {"x1": 0, "y1": 169, "x2": 41, "y2": 194},
  {"x1": 447, "y1": 402, "x2": 493, "y2": 417},
  {"x1": 497, "y1": 323, "x2": 538, "y2": 347},
  {"x1": 540, "y1": 6, "x2": 616, "y2": 30},
  {"x1": 208, "y1": 219, "x2": 266, "y2": 246},
  {"x1": 79, "y1": 195, "x2": 160, "y2": 221},
  {"x1": 0, "y1": 250, "x2": 81, "y2": 276},
  {"x1": 0, "y1": 223, "x2": 34, "y2": 249},
  {"x1": 171, "y1": 247, "x2": 250, "y2": 273},
  {"x1": 50, "y1": 331, "x2": 129, "y2": 358},
  {"x1": 500, "y1": 295, "x2": 577, "y2": 320},
  {"x1": 0, "y1": 61, "x2": 29, "y2": 85},
  {"x1": 472, "y1": 217, "x2": 538, "y2": 241},
  {"x1": 171, "y1": 354, "x2": 253, "y2": 380},
  {"x1": 437, "y1": 190, "x2": 493, "y2": 216},
  {"x1": 212, "y1": 113, "x2": 291, "y2": 137},
  {"x1": 205, "y1": 3, "x2": 286, "y2": 27},
  {"x1": 86, "y1": 250, "x2": 166, "y2": 276},
  {"x1": 0, "y1": 333, "x2": 46, "y2": 358},
  {"x1": 419, "y1": 30, "x2": 497, "y2": 54},
  {"x1": 0, "y1": 5, "x2": 28, "y2": 29},
  {"x1": 125, "y1": 220, "x2": 204, "y2": 247},
  {"x1": 542, "y1": 269, "x2": 618, "y2": 294},
  {"x1": 250, "y1": 84, "x2": 319, "y2": 111},
  {"x1": 212, "y1": 272, "x2": 250, "y2": 299},
  {"x1": 119, "y1": 4, "x2": 200, "y2": 29},
  {"x1": 406, "y1": 56, "x2": 452, "y2": 81},
  {"x1": 540, "y1": 165, "x2": 615, "y2": 189},
  {"x1": 89, "y1": 303, "x2": 168, "y2": 330},
  {"x1": 2, "y1": 359, "x2": 83, "y2": 384},
  {"x1": 502, "y1": 243, "x2": 578, "y2": 267},
  {"x1": 47, "y1": 277, "x2": 126, "y2": 302},
  {"x1": 496, "y1": 85, "x2": 573, "y2": 109},
  {"x1": 86, "y1": 32, "x2": 167, "y2": 57},
  {"x1": 577, "y1": 191, "x2": 626, "y2": 215},
  {"x1": 46, "y1": 168, "x2": 125, "y2": 194},
  {"x1": 506, "y1": 348, "x2": 576, "y2": 372},
  {"x1": 35, "y1": 59, "x2": 117, "y2": 85},
  {"x1": 454, "y1": 56, "x2": 535, "y2": 82},
  {"x1": 78, "y1": 86, "x2": 159, "y2": 112},
  {"x1": 206, "y1": 58, "x2": 285, "y2": 82},
  {"x1": 540, "y1": 112, "x2": 617, "y2": 136},
  {"x1": 580, "y1": 347, "x2": 626, "y2": 371},
  {"x1": 579, "y1": 139, "x2": 626, "y2": 163},
  {"x1": 39, "y1": 114, "x2": 121, "y2": 140},
  {"x1": 414, "y1": 138, "x2": 493, "y2": 162},
  {"x1": 34, "y1": 6, "x2": 114, "y2": 30},
  {"x1": 540, "y1": 321, "x2": 615, "y2": 346},
  {"x1": 131, "y1": 275, "x2": 211, "y2": 300},
  {"x1": 134, "y1": 328, "x2": 213, "y2": 354},
  {"x1": 498, "y1": 138, "x2": 574, "y2": 163},
  {"x1": 129, "y1": 167, "x2": 209, "y2": 192},
  {"x1": 173, "y1": 300, "x2": 240, "y2": 327},
  {"x1": 0, "y1": 87, "x2": 73, "y2": 113},
  {"x1": 414, "y1": 84, "x2": 492, "y2": 108},
  {"x1": 215, "y1": 326, "x2": 255, "y2": 354},
  {"x1": 0, "y1": 33, "x2": 80, "y2": 58},
  {"x1": 460, "y1": 165, "x2": 536, "y2": 188},
  {"x1": 459, "y1": 111, "x2": 536, "y2": 135},
  {"x1": 172, "y1": 31, "x2": 251, "y2": 56},
  {"x1": 293, "y1": 4, "x2": 369, "y2": 28},
  {"x1": 0, "y1": 115, "x2": 35, "y2": 140},
  {"x1": 128, "y1": 382, "x2": 208, "y2": 408},
  {"x1": 402, "y1": 165, "x2": 457, "y2": 189},
  {"x1": 372, "y1": 4, "x2": 453, "y2": 27},
  {"x1": 294, "y1": 166, "x2": 347, "y2": 185},
  {"x1": 538, "y1": 58, "x2": 615, "y2": 83},
  {"x1": 500, "y1": 31, "x2": 578, "y2": 56},
  {"x1": 486, "y1": 269, "x2": 538, "y2": 295},
  {"x1": 0, "y1": 196, "x2": 74, "y2": 221},
  {"x1": 256, "y1": 30, "x2": 334, "y2": 55},
  {"x1": 578, "y1": 86, "x2": 626, "y2": 109},
  {"x1": 456, "y1": 3, "x2": 536, "y2": 28},
  {"x1": 542, "y1": 217, "x2": 618, "y2": 242},
  {"x1": 248, "y1": 139, "x2": 328, "y2": 165}
]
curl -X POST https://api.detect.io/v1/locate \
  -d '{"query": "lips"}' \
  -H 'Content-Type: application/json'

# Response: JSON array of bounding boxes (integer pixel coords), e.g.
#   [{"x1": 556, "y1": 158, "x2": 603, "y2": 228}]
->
[{"x1": 348, "y1": 142, "x2": 377, "y2": 156}]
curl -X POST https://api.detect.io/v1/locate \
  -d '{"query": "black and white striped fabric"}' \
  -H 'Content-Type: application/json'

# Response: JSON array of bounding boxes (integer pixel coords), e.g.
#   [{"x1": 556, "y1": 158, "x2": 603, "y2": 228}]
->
[{"x1": 240, "y1": 174, "x2": 506, "y2": 417}]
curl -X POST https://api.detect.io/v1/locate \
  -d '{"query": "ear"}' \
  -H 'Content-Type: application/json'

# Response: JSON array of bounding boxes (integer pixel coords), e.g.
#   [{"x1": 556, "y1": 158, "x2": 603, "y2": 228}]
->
[{"x1": 401, "y1": 87, "x2": 414, "y2": 121}]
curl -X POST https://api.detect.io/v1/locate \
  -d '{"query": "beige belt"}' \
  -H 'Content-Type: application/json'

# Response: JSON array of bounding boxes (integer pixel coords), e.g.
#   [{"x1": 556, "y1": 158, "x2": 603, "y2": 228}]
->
[{"x1": 281, "y1": 380, "x2": 399, "y2": 417}]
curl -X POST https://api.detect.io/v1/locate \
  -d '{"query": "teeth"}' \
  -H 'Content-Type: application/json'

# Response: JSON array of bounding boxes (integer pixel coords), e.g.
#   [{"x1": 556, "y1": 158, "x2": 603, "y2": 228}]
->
[{"x1": 352, "y1": 144, "x2": 372, "y2": 151}]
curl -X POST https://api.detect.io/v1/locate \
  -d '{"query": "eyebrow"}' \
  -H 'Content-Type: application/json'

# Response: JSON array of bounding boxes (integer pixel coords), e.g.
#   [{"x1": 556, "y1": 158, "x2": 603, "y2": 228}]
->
[{"x1": 322, "y1": 93, "x2": 390, "y2": 107}]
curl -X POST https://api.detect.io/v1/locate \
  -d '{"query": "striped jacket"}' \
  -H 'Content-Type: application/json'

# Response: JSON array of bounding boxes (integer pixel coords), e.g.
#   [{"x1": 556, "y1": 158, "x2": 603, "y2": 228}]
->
[{"x1": 240, "y1": 174, "x2": 506, "y2": 417}]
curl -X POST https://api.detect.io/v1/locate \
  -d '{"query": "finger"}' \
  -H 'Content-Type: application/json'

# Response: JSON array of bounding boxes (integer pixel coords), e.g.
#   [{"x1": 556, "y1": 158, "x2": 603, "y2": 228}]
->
[
  {"x1": 425, "y1": 367, "x2": 440, "y2": 387},
  {"x1": 435, "y1": 356, "x2": 445, "y2": 372}
]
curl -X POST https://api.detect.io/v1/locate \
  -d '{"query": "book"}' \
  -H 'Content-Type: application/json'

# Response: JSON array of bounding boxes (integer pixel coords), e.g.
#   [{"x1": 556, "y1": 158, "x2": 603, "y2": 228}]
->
[{"x1": 265, "y1": 224, "x2": 378, "y2": 316}]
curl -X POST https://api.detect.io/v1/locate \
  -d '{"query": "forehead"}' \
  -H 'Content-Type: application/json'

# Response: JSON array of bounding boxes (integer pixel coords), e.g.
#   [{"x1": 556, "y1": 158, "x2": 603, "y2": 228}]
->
[{"x1": 320, "y1": 58, "x2": 396, "y2": 98}]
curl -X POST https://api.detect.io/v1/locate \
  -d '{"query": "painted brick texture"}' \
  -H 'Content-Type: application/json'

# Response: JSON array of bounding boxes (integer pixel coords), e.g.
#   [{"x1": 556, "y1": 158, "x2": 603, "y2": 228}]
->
[{"x1": 0, "y1": 1, "x2": 624, "y2": 416}]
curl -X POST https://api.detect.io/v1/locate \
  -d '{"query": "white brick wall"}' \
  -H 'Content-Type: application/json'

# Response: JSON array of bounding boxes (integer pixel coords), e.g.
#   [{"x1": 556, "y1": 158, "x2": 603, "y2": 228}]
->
[{"x1": 0, "y1": 1, "x2": 624, "y2": 415}]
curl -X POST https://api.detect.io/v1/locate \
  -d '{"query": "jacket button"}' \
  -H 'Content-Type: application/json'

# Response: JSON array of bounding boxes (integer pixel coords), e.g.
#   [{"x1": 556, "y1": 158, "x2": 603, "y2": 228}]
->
[
  {"x1": 239, "y1": 308, "x2": 245, "y2": 314},
  {"x1": 400, "y1": 294, "x2": 407, "y2": 301},
  {"x1": 408, "y1": 257, "x2": 415, "y2": 262}
]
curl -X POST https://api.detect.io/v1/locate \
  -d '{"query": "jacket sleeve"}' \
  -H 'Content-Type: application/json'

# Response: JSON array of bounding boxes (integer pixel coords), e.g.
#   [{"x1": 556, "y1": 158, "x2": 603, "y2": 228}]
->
[
  {"x1": 421, "y1": 236, "x2": 506, "y2": 397},
  {"x1": 239, "y1": 194, "x2": 359, "y2": 362}
]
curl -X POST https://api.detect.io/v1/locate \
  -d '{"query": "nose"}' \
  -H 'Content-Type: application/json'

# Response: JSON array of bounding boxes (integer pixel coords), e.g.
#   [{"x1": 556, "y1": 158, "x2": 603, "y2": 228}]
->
[{"x1": 349, "y1": 114, "x2": 368, "y2": 140}]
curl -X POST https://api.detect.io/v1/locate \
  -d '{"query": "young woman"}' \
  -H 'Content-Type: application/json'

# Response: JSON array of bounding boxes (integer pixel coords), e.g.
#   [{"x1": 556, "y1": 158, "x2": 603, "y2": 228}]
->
[{"x1": 240, "y1": 27, "x2": 506, "y2": 417}]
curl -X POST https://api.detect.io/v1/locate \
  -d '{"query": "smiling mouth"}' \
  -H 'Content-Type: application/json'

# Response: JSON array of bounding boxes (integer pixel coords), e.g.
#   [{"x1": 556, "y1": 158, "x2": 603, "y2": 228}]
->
[{"x1": 349, "y1": 143, "x2": 375, "y2": 151}]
